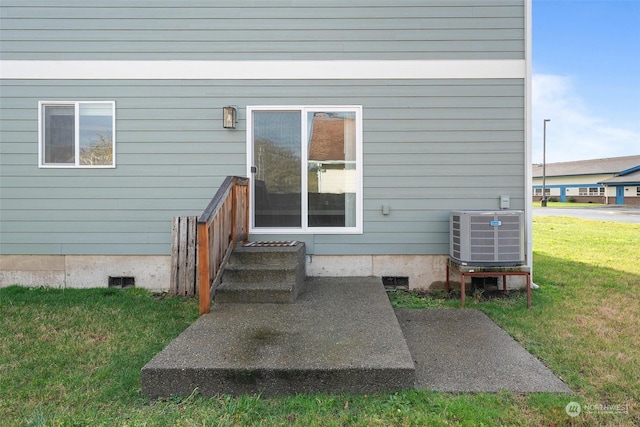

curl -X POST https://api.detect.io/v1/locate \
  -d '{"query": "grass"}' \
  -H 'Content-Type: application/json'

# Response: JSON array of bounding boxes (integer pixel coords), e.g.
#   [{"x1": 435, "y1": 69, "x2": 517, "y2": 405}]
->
[
  {"x1": 1, "y1": 216, "x2": 639, "y2": 426},
  {"x1": 533, "y1": 201, "x2": 605, "y2": 208}
]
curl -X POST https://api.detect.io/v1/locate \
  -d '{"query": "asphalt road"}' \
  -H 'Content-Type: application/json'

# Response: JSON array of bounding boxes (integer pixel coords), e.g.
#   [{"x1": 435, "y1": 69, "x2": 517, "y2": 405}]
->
[{"x1": 532, "y1": 206, "x2": 640, "y2": 223}]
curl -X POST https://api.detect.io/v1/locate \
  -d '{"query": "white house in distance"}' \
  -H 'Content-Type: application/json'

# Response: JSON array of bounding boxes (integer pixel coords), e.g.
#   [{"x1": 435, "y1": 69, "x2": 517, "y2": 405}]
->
[
  {"x1": 0, "y1": 1, "x2": 533, "y2": 291},
  {"x1": 532, "y1": 155, "x2": 640, "y2": 205}
]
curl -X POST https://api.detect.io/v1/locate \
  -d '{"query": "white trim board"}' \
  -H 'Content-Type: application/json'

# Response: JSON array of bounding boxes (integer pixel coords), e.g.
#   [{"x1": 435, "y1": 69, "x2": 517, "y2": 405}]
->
[{"x1": 1, "y1": 60, "x2": 525, "y2": 80}]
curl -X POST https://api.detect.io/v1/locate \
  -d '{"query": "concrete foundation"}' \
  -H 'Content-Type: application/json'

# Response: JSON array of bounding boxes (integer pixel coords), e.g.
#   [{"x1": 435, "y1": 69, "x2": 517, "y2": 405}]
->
[
  {"x1": 305, "y1": 254, "x2": 448, "y2": 290},
  {"x1": 305, "y1": 254, "x2": 529, "y2": 291},
  {"x1": 1, "y1": 253, "x2": 529, "y2": 292},
  {"x1": 0, "y1": 255, "x2": 170, "y2": 291}
]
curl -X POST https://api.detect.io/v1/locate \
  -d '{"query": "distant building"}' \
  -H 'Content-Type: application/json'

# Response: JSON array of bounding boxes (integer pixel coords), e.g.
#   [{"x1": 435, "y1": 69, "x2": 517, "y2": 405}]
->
[{"x1": 532, "y1": 155, "x2": 640, "y2": 205}]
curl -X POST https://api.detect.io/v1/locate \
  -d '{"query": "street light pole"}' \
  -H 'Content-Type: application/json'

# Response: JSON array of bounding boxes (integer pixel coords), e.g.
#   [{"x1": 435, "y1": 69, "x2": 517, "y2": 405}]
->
[{"x1": 541, "y1": 119, "x2": 550, "y2": 207}]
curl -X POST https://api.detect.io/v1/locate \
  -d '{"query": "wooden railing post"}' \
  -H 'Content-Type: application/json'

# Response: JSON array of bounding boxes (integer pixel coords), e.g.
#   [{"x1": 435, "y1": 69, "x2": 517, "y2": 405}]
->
[
  {"x1": 197, "y1": 221, "x2": 210, "y2": 315},
  {"x1": 196, "y1": 176, "x2": 250, "y2": 315},
  {"x1": 230, "y1": 177, "x2": 238, "y2": 245}
]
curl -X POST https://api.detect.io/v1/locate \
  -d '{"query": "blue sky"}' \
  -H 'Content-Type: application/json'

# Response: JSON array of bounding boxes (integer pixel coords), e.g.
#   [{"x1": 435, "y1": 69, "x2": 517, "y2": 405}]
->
[{"x1": 532, "y1": 0, "x2": 640, "y2": 163}]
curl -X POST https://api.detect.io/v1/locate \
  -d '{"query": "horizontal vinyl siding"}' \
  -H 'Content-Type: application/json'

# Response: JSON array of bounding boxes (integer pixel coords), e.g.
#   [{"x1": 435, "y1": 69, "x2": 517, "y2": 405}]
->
[
  {"x1": 0, "y1": 79, "x2": 242, "y2": 255},
  {"x1": 1, "y1": 1, "x2": 524, "y2": 60},
  {"x1": 0, "y1": 78, "x2": 524, "y2": 256}
]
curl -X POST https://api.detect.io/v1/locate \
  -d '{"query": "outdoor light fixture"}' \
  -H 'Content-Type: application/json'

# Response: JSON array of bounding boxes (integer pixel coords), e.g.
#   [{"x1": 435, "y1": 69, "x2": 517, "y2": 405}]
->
[{"x1": 223, "y1": 106, "x2": 237, "y2": 129}]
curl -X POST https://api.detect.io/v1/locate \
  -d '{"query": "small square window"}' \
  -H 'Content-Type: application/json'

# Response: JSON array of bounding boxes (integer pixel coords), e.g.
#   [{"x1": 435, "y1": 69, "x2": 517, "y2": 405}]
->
[{"x1": 39, "y1": 101, "x2": 115, "y2": 168}]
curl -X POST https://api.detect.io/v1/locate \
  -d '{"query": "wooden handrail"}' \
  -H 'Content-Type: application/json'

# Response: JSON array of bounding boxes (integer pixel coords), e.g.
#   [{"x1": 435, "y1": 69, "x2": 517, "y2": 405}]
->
[{"x1": 197, "y1": 176, "x2": 250, "y2": 315}]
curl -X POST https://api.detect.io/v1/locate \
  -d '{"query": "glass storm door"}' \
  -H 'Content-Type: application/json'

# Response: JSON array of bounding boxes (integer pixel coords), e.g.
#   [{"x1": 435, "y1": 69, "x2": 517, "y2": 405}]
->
[
  {"x1": 248, "y1": 106, "x2": 362, "y2": 233},
  {"x1": 251, "y1": 110, "x2": 302, "y2": 228}
]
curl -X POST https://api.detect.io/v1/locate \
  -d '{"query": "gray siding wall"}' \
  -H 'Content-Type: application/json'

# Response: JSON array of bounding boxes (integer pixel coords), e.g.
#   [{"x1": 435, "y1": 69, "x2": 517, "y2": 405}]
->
[
  {"x1": 0, "y1": 0, "x2": 524, "y2": 60},
  {"x1": 0, "y1": 79, "x2": 525, "y2": 256},
  {"x1": 1, "y1": 0, "x2": 526, "y2": 257}
]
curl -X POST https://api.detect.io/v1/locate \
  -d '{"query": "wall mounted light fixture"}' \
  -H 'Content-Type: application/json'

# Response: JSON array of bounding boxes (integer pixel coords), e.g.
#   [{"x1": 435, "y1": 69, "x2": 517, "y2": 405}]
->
[{"x1": 223, "y1": 106, "x2": 237, "y2": 129}]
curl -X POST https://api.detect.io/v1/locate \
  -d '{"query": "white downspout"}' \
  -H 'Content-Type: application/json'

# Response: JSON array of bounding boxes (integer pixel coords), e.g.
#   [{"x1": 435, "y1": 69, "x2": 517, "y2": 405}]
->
[{"x1": 525, "y1": 0, "x2": 539, "y2": 289}]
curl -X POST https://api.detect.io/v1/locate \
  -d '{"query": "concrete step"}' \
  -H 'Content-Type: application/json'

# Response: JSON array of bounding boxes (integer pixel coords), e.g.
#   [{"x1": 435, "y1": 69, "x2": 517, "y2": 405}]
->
[
  {"x1": 228, "y1": 241, "x2": 305, "y2": 267},
  {"x1": 215, "y1": 241, "x2": 306, "y2": 304},
  {"x1": 215, "y1": 280, "x2": 301, "y2": 304},
  {"x1": 141, "y1": 277, "x2": 416, "y2": 398},
  {"x1": 222, "y1": 263, "x2": 303, "y2": 286}
]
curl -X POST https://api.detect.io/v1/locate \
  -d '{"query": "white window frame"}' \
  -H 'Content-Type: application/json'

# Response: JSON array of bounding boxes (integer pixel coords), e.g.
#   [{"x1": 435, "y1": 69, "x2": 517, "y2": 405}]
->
[
  {"x1": 585, "y1": 187, "x2": 605, "y2": 196},
  {"x1": 247, "y1": 105, "x2": 363, "y2": 234},
  {"x1": 38, "y1": 101, "x2": 116, "y2": 168}
]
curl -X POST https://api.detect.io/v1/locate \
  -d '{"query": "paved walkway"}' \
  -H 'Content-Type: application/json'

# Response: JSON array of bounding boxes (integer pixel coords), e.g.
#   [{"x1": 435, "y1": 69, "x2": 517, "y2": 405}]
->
[{"x1": 395, "y1": 308, "x2": 571, "y2": 393}]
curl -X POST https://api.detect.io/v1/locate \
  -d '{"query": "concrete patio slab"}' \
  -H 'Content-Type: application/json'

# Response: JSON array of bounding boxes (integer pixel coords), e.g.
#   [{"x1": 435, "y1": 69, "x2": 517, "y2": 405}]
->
[
  {"x1": 142, "y1": 277, "x2": 415, "y2": 398},
  {"x1": 395, "y1": 308, "x2": 571, "y2": 393},
  {"x1": 142, "y1": 276, "x2": 570, "y2": 398}
]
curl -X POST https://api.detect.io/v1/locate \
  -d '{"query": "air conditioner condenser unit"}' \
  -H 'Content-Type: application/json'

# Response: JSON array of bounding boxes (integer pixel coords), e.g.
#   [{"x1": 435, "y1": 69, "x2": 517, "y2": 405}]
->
[{"x1": 450, "y1": 210, "x2": 525, "y2": 266}]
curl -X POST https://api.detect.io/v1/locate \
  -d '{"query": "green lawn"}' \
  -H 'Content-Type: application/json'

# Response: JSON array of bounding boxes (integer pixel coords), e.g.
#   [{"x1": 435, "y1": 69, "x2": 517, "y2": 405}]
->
[
  {"x1": 533, "y1": 201, "x2": 605, "y2": 208},
  {"x1": 1, "y1": 216, "x2": 638, "y2": 426}
]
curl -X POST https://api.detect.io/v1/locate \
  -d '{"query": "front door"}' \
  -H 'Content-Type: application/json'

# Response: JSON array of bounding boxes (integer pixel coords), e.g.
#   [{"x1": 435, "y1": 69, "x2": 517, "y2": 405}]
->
[
  {"x1": 616, "y1": 186, "x2": 625, "y2": 205},
  {"x1": 247, "y1": 106, "x2": 362, "y2": 233}
]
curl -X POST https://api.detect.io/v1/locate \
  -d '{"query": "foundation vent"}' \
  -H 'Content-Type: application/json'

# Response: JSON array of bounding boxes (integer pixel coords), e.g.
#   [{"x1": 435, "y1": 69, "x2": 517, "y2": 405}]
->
[
  {"x1": 108, "y1": 276, "x2": 135, "y2": 289},
  {"x1": 382, "y1": 276, "x2": 409, "y2": 291}
]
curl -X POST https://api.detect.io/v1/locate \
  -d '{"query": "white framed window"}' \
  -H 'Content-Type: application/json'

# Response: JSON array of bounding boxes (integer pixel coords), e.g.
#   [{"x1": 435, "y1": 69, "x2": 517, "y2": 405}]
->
[
  {"x1": 247, "y1": 105, "x2": 363, "y2": 234},
  {"x1": 39, "y1": 101, "x2": 115, "y2": 168},
  {"x1": 580, "y1": 187, "x2": 604, "y2": 196}
]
